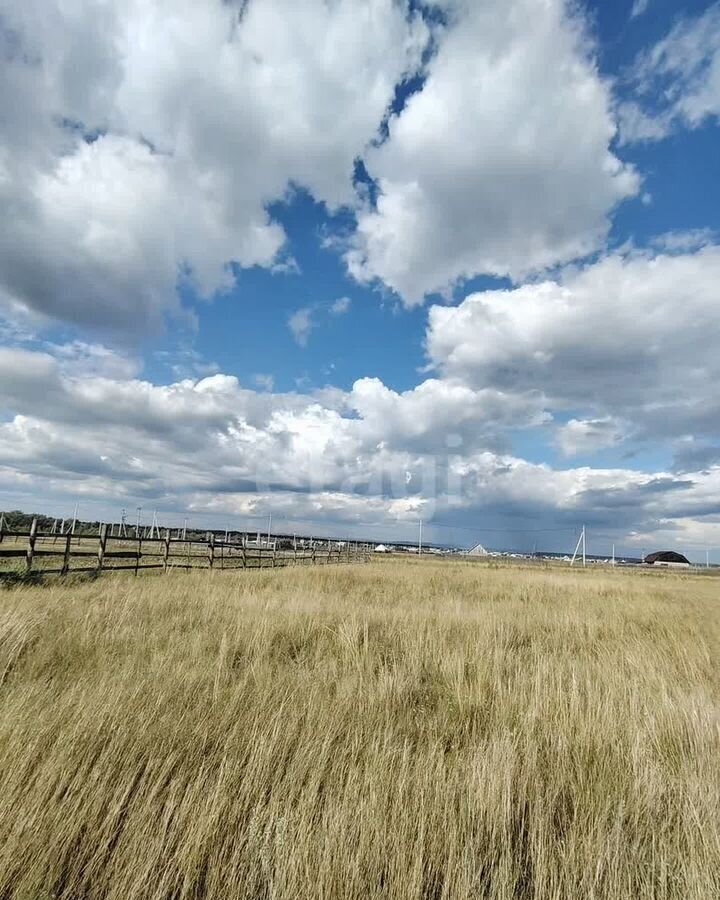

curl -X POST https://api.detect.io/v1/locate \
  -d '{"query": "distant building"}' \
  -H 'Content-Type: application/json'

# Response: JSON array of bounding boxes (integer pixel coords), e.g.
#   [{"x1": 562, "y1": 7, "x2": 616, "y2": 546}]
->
[
  {"x1": 467, "y1": 542, "x2": 489, "y2": 557},
  {"x1": 374, "y1": 544, "x2": 390, "y2": 553},
  {"x1": 644, "y1": 550, "x2": 691, "y2": 568}
]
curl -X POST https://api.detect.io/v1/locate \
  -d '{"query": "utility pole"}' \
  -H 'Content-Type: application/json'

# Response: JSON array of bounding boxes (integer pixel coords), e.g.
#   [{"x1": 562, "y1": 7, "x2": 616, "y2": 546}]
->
[
  {"x1": 182, "y1": 517, "x2": 187, "y2": 541},
  {"x1": 71, "y1": 502, "x2": 79, "y2": 536},
  {"x1": 267, "y1": 514, "x2": 272, "y2": 548},
  {"x1": 418, "y1": 520, "x2": 423, "y2": 556},
  {"x1": 136, "y1": 506, "x2": 142, "y2": 538},
  {"x1": 570, "y1": 525, "x2": 586, "y2": 567}
]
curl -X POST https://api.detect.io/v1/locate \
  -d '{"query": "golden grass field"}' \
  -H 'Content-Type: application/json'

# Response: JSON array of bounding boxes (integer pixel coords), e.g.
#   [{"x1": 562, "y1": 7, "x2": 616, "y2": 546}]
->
[{"x1": 0, "y1": 559, "x2": 718, "y2": 899}]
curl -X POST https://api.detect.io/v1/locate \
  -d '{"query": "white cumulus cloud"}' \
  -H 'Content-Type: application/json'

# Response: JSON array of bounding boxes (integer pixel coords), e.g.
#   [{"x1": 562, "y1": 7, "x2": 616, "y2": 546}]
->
[
  {"x1": 0, "y1": 0, "x2": 429, "y2": 332},
  {"x1": 426, "y1": 244, "x2": 720, "y2": 441},
  {"x1": 346, "y1": 0, "x2": 639, "y2": 304}
]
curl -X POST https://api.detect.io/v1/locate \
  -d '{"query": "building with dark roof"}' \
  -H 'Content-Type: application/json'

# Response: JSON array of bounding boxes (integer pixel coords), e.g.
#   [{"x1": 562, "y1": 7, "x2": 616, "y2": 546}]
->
[{"x1": 644, "y1": 550, "x2": 691, "y2": 568}]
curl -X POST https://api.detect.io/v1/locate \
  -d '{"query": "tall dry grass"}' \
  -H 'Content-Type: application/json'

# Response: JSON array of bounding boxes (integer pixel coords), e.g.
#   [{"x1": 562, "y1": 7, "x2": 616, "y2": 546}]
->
[{"x1": 0, "y1": 560, "x2": 718, "y2": 899}]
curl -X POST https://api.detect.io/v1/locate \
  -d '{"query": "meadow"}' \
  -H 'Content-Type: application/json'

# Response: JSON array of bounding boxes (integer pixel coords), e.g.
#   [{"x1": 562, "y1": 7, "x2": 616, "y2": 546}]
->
[{"x1": 0, "y1": 559, "x2": 717, "y2": 899}]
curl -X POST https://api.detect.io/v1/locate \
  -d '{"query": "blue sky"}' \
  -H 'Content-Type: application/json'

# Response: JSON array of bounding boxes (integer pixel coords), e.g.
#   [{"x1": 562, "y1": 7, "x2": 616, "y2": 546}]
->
[{"x1": 1, "y1": 0, "x2": 719, "y2": 559}]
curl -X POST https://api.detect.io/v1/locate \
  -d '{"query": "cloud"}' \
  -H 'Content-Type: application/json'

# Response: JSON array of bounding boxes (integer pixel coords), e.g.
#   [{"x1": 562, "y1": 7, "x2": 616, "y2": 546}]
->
[
  {"x1": 672, "y1": 438, "x2": 720, "y2": 474},
  {"x1": 615, "y1": 100, "x2": 672, "y2": 144},
  {"x1": 630, "y1": 0, "x2": 649, "y2": 20},
  {"x1": 0, "y1": 0, "x2": 429, "y2": 332},
  {"x1": 346, "y1": 0, "x2": 638, "y2": 305},
  {"x1": 556, "y1": 418, "x2": 628, "y2": 457},
  {"x1": 650, "y1": 229, "x2": 716, "y2": 253},
  {"x1": 348, "y1": 377, "x2": 548, "y2": 454},
  {"x1": 0, "y1": 344, "x2": 718, "y2": 553},
  {"x1": 254, "y1": 374, "x2": 275, "y2": 392},
  {"x1": 0, "y1": 0, "x2": 643, "y2": 328},
  {"x1": 290, "y1": 297, "x2": 353, "y2": 343},
  {"x1": 330, "y1": 297, "x2": 351, "y2": 315},
  {"x1": 43, "y1": 341, "x2": 141, "y2": 380},
  {"x1": 621, "y1": 4, "x2": 720, "y2": 142},
  {"x1": 426, "y1": 244, "x2": 720, "y2": 442},
  {"x1": 288, "y1": 307, "x2": 315, "y2": 347}
]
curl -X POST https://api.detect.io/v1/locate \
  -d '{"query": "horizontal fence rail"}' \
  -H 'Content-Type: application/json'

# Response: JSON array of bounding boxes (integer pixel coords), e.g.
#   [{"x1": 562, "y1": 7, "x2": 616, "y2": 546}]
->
[{"x1": 0, "y1": 520, "x2": 370, "y2": 579}]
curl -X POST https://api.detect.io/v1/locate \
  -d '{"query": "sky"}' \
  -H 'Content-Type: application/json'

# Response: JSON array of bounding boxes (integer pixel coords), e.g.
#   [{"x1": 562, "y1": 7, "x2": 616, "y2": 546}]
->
[{"x1": 1, "y1": 0, "x2": 719, "y2": 559}]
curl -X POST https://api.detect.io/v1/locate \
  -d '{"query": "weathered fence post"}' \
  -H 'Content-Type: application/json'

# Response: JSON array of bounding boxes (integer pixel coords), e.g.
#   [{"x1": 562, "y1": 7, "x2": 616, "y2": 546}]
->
[
  {"x1": 61, "y1": 532, "x2": 72, "y2": 575},
  {"x1": 25, "y1": 517, "x2": 38, "y2": 574},
  {"x1": 241, "y1": 535, "x2": 246, "y2": 569},
  {"x1": 135, "y1": 537, "x2": 141, "y2": 576},
  {"x1": 163, "y1": 529, "x2": 171, "y2": 573},
  {"x1": 208, "y1": 533, "x2": 215, "y2": 570},
  {"x1": 272, "y1": 540, "x2": 276, "y2": 568},
  {"x1": 312, "y1": 543, "x2": 316, "y2": 566},
  {"x1": 97, "y1": 523, "x2": 108, "y2": 572}
]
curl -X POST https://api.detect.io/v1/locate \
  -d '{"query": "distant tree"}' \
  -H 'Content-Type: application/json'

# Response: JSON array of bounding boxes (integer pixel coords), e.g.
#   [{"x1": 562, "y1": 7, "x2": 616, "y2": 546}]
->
[
  {"x1": 1, "y1": 510, "x2": 55, "y2": 532},
  {"x1": 0, "y1": 509, "x2": 100, "y2": 535}
]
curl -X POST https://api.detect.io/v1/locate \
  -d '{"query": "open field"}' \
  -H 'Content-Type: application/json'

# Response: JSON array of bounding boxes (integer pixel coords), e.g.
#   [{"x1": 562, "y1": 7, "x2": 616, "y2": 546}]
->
[{"x1": 0, "y1": 560, "x2": 718, "y2": 899}]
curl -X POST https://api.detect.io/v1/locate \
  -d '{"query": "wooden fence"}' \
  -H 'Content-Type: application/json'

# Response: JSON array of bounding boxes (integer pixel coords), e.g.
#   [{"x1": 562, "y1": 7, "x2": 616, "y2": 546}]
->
[{"x1": 0, "y1": 519, "x2": 369, "y2": 578}]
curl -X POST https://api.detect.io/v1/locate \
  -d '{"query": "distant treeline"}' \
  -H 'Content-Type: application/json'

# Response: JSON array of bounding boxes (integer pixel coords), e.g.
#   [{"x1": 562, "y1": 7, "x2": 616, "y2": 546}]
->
[
  {"x1": 0, "y1": 509, "x2": 101, "y2": 535},
  {"x1": 0, "y1": 509, "x2": 323, "y2": 546},
  {"x1": 0, "y1": 510, "x2": 211, "y2": 539}
]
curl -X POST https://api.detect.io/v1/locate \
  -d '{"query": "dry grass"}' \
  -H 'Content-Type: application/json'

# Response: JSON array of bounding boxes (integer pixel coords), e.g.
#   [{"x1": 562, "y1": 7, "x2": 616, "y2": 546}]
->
[{"x1": 0, "y1": 560, "x2": 718, "y2": 899}]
